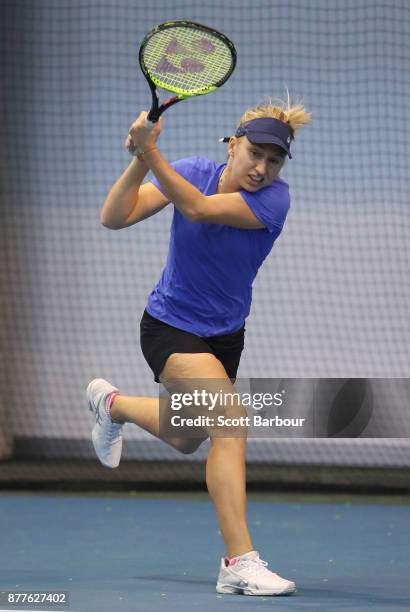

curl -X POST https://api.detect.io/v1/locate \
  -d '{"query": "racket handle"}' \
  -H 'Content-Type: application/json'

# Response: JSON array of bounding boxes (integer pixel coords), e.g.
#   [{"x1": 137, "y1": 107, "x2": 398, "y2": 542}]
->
[{"x1": 146, "y1": 110, "x2": 159, "y2": 123}]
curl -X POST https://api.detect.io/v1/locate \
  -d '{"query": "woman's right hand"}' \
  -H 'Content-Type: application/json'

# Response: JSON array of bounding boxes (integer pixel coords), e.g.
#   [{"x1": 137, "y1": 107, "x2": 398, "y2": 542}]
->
[
  {"x1": 126, "y1": 111, "x2": 163, "y2": 156},
  {"x1": 125, "y1": 133, "x2": 138, "y2": 156}
]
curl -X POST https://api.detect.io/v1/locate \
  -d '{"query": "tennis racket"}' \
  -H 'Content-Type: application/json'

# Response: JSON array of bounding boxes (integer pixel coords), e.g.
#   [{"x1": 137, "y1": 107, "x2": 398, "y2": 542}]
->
[{"x1": 139, "y1": 20, "x2": 237, "y2": 122}]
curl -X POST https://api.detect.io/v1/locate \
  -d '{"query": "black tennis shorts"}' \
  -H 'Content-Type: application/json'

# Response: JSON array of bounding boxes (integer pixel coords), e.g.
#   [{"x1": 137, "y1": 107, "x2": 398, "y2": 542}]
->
[{"x1": 140, "y1": 309, "x2": 245, "y2": 383}]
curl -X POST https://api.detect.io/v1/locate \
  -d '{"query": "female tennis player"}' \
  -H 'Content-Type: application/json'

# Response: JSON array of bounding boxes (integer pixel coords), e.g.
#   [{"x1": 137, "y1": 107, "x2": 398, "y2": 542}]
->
[{"x1": 87, "y1": 98, "x2": 310, "y2": 596}]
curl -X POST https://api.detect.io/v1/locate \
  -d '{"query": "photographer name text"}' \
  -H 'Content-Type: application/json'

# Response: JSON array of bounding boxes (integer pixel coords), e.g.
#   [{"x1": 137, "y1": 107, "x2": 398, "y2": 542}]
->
[{"x1": 170, "y1": 414, "x2": 306, "y2": 428}]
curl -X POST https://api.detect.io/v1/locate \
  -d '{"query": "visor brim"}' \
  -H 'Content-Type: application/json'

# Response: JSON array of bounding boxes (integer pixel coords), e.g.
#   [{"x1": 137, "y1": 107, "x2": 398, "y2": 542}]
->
[
  {"x1": 246, "y1": 133, "x2": 292, "y2": 158},
  {"x1": 218, "y1": 134, "x2": 292, "y2": 158}
]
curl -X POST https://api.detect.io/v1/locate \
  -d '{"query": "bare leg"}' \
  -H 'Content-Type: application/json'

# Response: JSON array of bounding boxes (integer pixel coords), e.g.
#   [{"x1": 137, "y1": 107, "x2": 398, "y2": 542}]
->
[
  {"x1": 110, "y1": 395, "x2": 159, "y2": 435},
  {"x1": 110, "y1": 391, "x2": 206, "y2": 454},
  {"x1": 206, "y1": 436, "x2": 253, "y2": 557},
  {"x1": 160, "y1": 353, "x2": 254, "y2": 557}
]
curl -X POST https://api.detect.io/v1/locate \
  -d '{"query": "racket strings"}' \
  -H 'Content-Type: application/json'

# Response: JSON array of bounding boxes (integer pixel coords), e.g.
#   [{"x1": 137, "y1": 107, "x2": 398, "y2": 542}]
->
[{"x1": 142, "y1": 26, "x2": 234, "y2": 93}]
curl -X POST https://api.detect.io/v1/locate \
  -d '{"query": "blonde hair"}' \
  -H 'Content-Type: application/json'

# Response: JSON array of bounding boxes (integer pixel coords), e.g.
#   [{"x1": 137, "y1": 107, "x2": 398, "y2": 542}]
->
[{"x1": 239, "y1": 91, "x2": 311, "y2": 139}]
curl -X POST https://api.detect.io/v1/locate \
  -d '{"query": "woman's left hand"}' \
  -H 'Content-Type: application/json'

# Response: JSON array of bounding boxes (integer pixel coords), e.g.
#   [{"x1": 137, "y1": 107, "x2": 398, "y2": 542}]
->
[{"x1": 127, "y1": 111, "x2": 163, "y2": 153}]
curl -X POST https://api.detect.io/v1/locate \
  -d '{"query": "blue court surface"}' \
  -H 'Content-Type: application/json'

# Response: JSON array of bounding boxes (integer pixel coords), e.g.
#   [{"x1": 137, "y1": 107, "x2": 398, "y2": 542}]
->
[{"x1": 0, "y1": 493, "x2": 409, "y2": 612}]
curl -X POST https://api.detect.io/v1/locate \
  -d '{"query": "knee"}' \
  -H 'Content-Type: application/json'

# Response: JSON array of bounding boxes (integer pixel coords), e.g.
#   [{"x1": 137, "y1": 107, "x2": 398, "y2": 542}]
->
[
  {"x1": 209, "y1": 436, "x2": 247, "y2": 451},
  {"x1": 173, "y1": 437, "x2": 207, "y2": 455}
]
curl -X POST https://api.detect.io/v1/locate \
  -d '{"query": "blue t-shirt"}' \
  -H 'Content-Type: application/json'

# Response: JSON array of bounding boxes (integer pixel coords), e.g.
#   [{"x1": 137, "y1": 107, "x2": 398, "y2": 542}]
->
[{"x1": 147, "y1": 156, "x2": 290, "y2": 336}]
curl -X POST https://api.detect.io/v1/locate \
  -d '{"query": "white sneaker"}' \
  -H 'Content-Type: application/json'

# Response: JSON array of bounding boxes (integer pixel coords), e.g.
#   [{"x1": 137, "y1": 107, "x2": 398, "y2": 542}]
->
[
  {"x1": 86, "y1": 378, "x2": 123, "y2": 469},
  {"x1": 216, "y1": 550, "x2": 296, "y2": 596}
]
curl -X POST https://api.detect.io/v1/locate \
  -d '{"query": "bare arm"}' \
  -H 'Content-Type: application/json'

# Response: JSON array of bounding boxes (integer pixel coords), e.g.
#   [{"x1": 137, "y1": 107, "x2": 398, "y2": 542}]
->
[
  {"x1": 100, "y1": 157, "x2": 170, "y2": 229},
  {"x1": 142, "y1": 148, "x2": 265, "y2": 229},
  {"x1": 101, "y1": 119, "x2": 169, "y2": 230},
  {"x1": 127, "y1": 111, "x2": 265, "y2": 230}
]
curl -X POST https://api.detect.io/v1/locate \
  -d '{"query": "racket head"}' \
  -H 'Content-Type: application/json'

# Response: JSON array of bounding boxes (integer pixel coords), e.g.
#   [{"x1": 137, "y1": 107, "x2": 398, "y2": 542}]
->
[{"x1": 139, "y1": 20, "x2": 237, "y2": 100}]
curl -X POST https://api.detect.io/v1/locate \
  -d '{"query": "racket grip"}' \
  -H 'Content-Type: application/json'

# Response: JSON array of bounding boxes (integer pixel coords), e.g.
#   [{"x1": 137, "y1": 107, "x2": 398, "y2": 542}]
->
[{"x1": 146, "y1": 110, "x2": 159, "y2": 123}]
